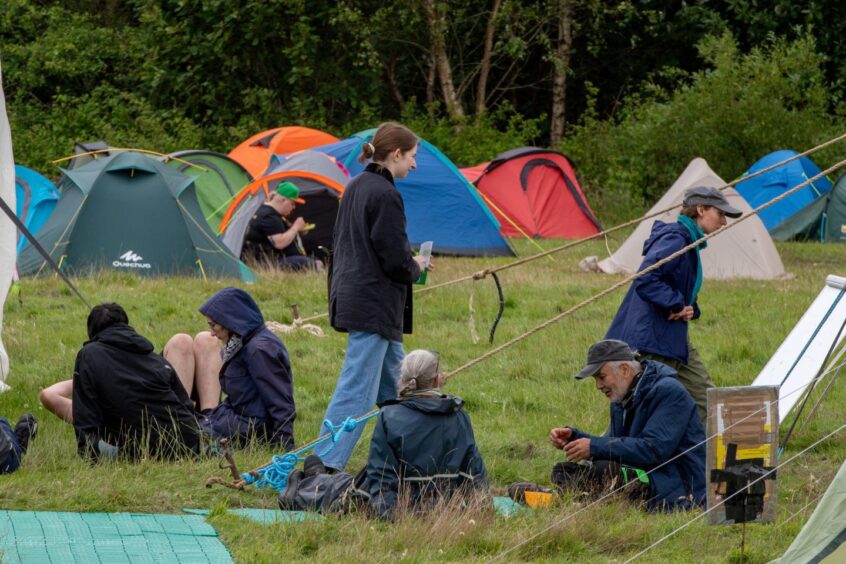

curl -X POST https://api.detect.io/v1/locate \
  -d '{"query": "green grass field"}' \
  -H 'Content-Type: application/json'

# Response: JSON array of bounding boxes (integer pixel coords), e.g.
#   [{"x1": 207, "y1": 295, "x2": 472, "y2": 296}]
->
[{"x1": 0, "y1": 238, "x2": 843, "y2": 562}]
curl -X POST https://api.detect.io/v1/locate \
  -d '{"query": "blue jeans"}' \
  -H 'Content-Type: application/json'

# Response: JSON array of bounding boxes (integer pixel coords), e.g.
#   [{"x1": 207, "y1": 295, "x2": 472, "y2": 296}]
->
[
  {"x1": 0, "y1": 417, "x2": 22, "y2": 474},
  {"x1": 319, "y1": 331, "x2": 404, "y2": 470}
]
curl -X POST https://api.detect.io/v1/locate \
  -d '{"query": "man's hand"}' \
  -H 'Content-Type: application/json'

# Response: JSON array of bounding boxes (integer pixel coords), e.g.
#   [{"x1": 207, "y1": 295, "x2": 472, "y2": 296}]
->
[
  {"x1": 292, "y1": 217, "x2": 306, "y2": 232},
  {"x1": 563, "y1": 438, "x2": 591, "y2": 463},
  {"x1": 668, "y1": 305, "x2": 695, "y2": 321},
  {"x1": 549, "y1": 427, "x2": 573, "y2": 450}
]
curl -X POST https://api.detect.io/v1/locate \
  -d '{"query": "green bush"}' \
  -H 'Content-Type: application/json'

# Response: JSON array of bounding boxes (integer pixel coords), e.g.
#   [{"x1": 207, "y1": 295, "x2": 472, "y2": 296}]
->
[{"x1": 562, "y1": 33, "x2": 845, "y2": 225}]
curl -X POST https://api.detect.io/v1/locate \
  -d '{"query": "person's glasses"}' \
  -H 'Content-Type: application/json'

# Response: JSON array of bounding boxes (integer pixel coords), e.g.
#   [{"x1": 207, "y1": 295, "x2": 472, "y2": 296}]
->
[{"x1": 207, "y1": 321, "x2": 219, "y2": 330}]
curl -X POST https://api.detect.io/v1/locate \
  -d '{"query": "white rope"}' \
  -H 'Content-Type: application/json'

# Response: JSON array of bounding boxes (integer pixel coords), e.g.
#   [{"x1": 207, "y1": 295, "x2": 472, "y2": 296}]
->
[{"x1": 265, "y1": 319, "x2": 326, "y2": 338}]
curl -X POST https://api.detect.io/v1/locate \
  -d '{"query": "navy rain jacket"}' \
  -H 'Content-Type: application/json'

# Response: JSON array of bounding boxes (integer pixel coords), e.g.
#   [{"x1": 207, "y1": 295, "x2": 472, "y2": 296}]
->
[
  {"x1": 606, "y1": 220, "x2": 701, "y2": 363},
  {"x1": 361, "y1": 394, "x2": 487, "y2": 519},
  {"x1": 199, "y1": 287, "x2": 296, "y2": 447},
  {"x1": 570, "y1": 360, "x2": 706, "y2": 510}
]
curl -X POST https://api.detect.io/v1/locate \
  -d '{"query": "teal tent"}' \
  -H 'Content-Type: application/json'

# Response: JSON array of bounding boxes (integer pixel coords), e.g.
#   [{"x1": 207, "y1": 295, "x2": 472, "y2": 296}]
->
[
  {"x1": 18, "y1": 152, "x2": 255, "y2": 281},
  {"x1": 771, "y1": 172, "x2": 846, "y2": 243}
]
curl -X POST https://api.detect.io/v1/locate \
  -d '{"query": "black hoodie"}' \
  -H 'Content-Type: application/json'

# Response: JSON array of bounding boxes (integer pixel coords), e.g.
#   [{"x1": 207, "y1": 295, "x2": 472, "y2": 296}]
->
[{"x1": 72, "y1": 323, "x2": 200, "y2": 461}]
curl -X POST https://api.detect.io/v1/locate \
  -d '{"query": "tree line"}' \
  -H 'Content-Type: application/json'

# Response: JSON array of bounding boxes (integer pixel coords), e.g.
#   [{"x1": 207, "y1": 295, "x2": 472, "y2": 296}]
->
[{"x1": 3, "y1": 0, "x2": 846, "y2": 221}]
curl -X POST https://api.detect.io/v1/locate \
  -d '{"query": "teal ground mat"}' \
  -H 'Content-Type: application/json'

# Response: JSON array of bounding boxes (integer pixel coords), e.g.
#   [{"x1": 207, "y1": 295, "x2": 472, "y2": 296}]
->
[
  {"x1": 182, "y1": 508, "x2": 321, "y2": 524},
  {"x1": 0, "y1": 510, "x2": 232, "y2": 563},
  {"x1": 183, "y1": 496, "x2": 524, "y2": 525}
]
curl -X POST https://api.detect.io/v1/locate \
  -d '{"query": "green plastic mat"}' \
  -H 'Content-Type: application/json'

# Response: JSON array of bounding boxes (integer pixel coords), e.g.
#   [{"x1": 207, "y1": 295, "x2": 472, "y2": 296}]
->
[
  {"x1": 0, "y1": 510, "x2": 232, "y2": 563},
  {"x1": 182, "y1": 508, "x2": 321, "y2": 524}
]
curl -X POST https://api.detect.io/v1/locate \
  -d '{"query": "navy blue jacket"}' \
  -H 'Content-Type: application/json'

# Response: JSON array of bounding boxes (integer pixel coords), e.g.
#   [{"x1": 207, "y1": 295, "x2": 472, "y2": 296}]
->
[
  {"x1": 570, "y1": 360, "x2": 706, "y2": 510},
  {"x1": 361, "y1": 394, "x2": 487, "y2": 519},
  {"x1": 199, "y1": 288, "x2": 296, "y2": 446},
  {"x1": 606, "y1": 220, "x2": 701, "y2": 363},
  {"x1": 329, "y1": 164, "x2": 421, "y2": 342}
]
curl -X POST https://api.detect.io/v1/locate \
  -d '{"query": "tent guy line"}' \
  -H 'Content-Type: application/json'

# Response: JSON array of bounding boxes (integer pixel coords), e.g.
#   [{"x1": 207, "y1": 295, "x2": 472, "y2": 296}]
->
[
  {"x1": 621, "y1": 422, "x2": 846, "y2": 563},
  {"x1": 443, "y1": 154, "x2": 846, "y2": 380},
  {"x1": 298, "y1": 130, "x2": 846, "y2": 324}
]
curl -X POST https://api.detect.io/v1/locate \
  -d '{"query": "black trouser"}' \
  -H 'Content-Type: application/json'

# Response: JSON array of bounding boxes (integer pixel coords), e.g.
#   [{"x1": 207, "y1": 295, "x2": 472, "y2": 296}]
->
[{"x1": 551, "y1": 460, "x2": 650, "y2": 502}]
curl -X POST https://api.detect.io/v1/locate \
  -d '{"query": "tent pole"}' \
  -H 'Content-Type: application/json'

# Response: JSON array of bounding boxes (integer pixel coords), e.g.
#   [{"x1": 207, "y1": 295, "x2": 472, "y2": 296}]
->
[
  {"x1": 781, "y1": 313, "x2": 846, "y2": 451},
  {"x1": 800, "y1": 353, "x2": 846, "y2": 434}
]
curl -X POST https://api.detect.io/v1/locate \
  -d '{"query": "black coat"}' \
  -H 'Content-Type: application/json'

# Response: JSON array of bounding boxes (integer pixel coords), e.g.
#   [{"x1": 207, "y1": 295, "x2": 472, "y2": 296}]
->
[
  {"x1": 72, "y1": 323, "x2": 200, "y2": 461},
  {"x1": 329, "y1": 164, "x2": 421, "y2": 342},
  {"x1": 361, "y1": 394, "x2": 488, "y2": 519}
]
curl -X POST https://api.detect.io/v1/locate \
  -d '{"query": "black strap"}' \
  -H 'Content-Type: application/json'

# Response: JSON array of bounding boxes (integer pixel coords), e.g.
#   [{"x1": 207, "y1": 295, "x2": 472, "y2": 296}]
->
[{"x1": 0, "y1": 195, "x2": 91, "y2": 309}]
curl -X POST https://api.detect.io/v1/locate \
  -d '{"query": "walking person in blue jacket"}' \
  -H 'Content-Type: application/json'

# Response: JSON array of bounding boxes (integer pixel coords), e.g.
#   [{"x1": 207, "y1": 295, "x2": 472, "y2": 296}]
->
[
  {"x1": 320, "y1": 122, "x2": 429, "y2": 471},
  {"x1": 549, "y1": 339, "x2": 705, "y2": 511},
  {"x1": 605, "y1": 186, "x2": 742, "y2": 424}
]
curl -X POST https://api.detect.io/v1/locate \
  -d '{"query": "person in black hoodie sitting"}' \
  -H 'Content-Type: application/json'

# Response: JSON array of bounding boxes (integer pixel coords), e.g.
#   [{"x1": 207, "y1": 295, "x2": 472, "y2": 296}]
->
[
  {"x1": 72, "y1": 303, "x2": 200, "y2": 462},
  {"x1": 356, "y1": 349, "x2": 487, "y2": 520}
]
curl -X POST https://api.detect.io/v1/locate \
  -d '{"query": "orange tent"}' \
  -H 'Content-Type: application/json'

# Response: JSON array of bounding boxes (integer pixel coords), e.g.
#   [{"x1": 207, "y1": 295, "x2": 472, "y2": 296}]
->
[{"x1": 228, "y1": 126, "x2": 339, "y2": 178}]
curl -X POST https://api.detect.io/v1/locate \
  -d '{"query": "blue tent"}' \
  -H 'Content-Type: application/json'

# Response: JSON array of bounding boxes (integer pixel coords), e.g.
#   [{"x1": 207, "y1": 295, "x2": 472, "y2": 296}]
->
[
  {"x1": 15, "y1": 165, "x2": 60, "y2": 254},
  {"x1": 315, "y1": 130, "x2": 514, "y2": 256},
  {"x1": 736, "y1": 150, "x2": 832, "y2": 232}
]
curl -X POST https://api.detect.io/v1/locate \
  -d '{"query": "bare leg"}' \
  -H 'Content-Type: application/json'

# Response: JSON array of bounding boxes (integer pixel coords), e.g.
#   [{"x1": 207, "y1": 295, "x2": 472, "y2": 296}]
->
[
  {"x1": 39, "y1": 379, "x2": 73, "y2": 424},
  {"x1": 193, "y1": 331, "x2": 222, "y2": 411},
  {"x1": 163, "y1": 333, "x2": 196, "y2": 397}
]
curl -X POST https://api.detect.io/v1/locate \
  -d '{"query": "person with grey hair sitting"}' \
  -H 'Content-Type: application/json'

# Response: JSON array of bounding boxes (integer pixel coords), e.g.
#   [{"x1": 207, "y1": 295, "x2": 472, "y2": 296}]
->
[
  {"x1": 549, "y1": 339, "x2": 705, "y2": 511},
  {"x1": 357, "y1": 349, "x2": 487, "y2": 519}
]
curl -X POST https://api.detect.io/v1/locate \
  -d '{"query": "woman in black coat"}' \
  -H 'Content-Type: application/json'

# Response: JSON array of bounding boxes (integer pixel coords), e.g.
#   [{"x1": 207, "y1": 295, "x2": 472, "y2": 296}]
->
[{"x1": 320, "y1": 122, "x2": 428, "y2": 471}]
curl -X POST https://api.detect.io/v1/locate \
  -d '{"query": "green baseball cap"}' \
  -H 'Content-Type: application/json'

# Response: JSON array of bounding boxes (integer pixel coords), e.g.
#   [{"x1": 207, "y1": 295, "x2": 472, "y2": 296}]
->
[{"x1": 276, "y1": 181, "x2": 305, "y2": 204}]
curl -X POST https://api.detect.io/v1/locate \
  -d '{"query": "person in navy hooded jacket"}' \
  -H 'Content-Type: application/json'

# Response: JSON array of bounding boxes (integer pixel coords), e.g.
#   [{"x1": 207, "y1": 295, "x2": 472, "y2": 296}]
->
[
  {"x1": 605, "y1": 186, "x2": 742, "y2": 425},
  {"x1": 165, "y1": 287, "x2": 296, "y2": 449},
  {"x1": 550, "y1": 339, "x2": 705, "y2": 511}
]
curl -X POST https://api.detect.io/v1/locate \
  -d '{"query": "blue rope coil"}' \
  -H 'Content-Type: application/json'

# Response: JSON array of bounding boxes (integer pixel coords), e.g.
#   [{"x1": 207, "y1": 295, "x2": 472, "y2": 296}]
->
[{"x1": 241, "y1": 411, "x2": 380, "y2": 492}]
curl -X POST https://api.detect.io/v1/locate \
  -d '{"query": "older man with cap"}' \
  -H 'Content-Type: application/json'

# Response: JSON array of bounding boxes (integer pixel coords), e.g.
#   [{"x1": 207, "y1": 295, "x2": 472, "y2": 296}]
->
[
  {"x1": 242, "y1": 181, "x2": 322, "y2": 271},
  {"x1": 549, "y1": 339, "x2": 705, "y2": 511},
  {"x1": 605, "y1": 185, "x2": 742, "y2": 425}
]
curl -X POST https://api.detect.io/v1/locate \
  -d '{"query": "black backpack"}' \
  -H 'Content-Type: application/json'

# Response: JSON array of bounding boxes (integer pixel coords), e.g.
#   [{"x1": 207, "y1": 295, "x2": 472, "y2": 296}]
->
[{"x1": 278, "y1": 454, "x2": 355, "y2": 514}]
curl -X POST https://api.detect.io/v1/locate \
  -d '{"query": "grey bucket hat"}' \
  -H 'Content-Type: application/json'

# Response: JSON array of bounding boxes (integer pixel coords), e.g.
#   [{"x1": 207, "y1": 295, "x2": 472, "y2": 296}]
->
[{"x1": 682, "y1": 186, "x2": 742, "y2": 218}]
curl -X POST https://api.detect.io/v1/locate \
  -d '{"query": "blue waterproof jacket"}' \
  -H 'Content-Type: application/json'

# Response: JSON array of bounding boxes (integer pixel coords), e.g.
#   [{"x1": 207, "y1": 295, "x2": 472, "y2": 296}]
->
[
  {"x1": 570, "y1": 360, "x2": 706, "y2": 510},
  {"x1": 361, "y1": 394, "x2": 487, "y2": 519},
  {"x1": 199, "y1": 287, "x2": 296, "y2": 447},
  {"x1": 606, "y1": 220, "x2": 701, "y2": 363}
]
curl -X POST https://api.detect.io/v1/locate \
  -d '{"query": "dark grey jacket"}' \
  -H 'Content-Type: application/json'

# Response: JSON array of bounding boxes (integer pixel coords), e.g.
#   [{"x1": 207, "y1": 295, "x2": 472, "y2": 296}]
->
[
  {"x1": 329, "y1": 164, "x2": 421, "y2": 342},
  {"x1": 361, "y1": 394, "x2": 488, "y2": 519}
]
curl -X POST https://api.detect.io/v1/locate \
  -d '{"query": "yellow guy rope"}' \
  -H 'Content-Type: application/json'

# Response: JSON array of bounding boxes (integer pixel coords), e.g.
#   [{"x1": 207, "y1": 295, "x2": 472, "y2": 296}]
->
[{"x1": 52, "y1": 148, "x2": 207, "y2": 172}]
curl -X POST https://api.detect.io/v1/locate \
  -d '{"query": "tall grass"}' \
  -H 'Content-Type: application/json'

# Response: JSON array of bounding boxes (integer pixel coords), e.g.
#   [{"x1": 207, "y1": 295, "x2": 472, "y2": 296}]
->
[{"x1": 0, "y1": 238, "x2": 843, "y2": 562}]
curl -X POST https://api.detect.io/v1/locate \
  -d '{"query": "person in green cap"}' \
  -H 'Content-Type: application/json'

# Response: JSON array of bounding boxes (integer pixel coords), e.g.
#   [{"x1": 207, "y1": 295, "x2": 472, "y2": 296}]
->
[{"x1": 242, "y1": 181, "x2": 322, "y2": 271}]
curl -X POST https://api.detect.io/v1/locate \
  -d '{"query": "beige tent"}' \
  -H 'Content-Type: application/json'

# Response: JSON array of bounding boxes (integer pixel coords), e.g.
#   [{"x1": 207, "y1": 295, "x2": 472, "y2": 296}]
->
[{"x1": 589, "y1": 158, "x2": 785, "y2": 280}]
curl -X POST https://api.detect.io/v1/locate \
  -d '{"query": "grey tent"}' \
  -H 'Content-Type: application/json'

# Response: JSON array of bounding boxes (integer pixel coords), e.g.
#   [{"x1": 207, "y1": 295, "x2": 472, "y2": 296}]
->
[
  {"x1": 586, "y1": 158, "x2": 786, "y2": 280},
  {"x1": 221, "y1": 150, "x2": 348, "y2": 259},
  {"x1": 18, "y1": 152, "x2": 255, "y2": 281}
]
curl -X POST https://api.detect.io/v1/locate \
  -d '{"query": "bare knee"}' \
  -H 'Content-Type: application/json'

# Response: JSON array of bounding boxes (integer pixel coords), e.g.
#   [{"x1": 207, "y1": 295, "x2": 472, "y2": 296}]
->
[
  {"x1": 193, "y1": 331, "x2": 219, "y2": 355},
  {"x1": 164, "y1": 333, "x2": 194, "y2": 359}
]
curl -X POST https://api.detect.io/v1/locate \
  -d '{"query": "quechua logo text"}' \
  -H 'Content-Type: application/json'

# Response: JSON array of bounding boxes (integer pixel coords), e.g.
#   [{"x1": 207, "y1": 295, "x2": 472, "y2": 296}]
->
[{"x1": 113, "y1": 250, "x2": 152, "y2": 269}]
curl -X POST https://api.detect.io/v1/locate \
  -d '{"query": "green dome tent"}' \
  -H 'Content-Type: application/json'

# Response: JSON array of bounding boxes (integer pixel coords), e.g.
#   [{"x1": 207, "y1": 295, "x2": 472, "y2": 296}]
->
[
  {"x1": 771, "y1": 172, "x2": 846, "y2": 243},
  {"x1": 164, "y1": 150, "x2": 252, "y2": 233},
  {"x1": 18, "y1": 151, "x2": 255, "y2": 281}
]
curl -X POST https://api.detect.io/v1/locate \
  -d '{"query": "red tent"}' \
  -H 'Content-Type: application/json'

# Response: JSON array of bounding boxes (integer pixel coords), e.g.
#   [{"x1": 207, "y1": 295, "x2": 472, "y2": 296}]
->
[{"x1": 461, "y1": 148, "x2": 601, "y2": 239}]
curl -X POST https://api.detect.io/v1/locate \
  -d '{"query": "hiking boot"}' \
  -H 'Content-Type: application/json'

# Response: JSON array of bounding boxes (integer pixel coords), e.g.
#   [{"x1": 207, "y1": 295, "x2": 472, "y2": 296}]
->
[{"x1": 14, "y1": 413, "x2": 37, "y2": 455}]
